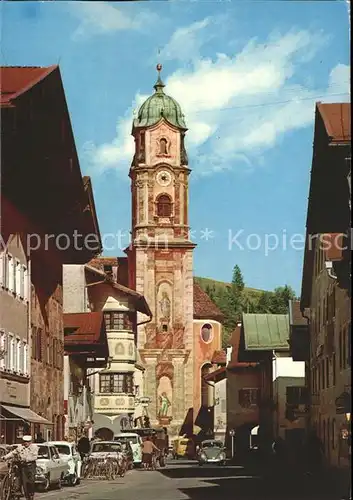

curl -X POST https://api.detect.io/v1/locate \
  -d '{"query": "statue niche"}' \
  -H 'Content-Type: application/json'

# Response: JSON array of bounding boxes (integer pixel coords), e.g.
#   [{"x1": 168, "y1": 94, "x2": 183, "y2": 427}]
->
[
  {"x1": 156, "y1": 364, "x2": 174, "y2": 425},
  {"x1": 157, "y1": 137, "x2": 169, "y2": 156},
  {"x1": 156, "y1": 283, "x2": 173, "y2": 349}
]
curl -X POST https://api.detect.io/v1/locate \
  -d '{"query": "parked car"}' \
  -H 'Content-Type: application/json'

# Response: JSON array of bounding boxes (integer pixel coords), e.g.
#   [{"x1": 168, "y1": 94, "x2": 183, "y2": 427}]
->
[
  {"x1": 114, "y1": 433, "x2": 142, "y2": 467},
  {"x1": 35, "y1": 443, "x2": 68, "y2": 491},
  {"x1": 48, "y1": 441, "x2": 82, "y2": 486},
  {"x1": 172, "y1": 437, "x2": 190, "y2": 459},
  {"x1": 88, "y1": 441, "x2": 124, "y2": 459},
  {"x1": 197, "y1": 440, "x2": 226, "y2": 466}
]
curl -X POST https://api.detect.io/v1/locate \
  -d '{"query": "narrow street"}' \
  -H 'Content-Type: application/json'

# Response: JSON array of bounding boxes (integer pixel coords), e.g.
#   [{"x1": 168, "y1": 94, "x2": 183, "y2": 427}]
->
[{"x1": 35, "y1": 460, "x2": 342, "y2": 500}]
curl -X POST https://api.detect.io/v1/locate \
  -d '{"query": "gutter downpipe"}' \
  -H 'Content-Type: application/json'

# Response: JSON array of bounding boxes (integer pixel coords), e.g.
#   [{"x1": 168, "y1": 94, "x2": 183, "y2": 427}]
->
[
  {"x1": 301, "y1": 308, "x2": 311, "y2": 433},
  {"x1": 27, "y1": 258, "x2": 32, "y2": 436},
  {"x1": 272, "y1": 350, "x2": 279, "y2": 441},
  {"x1": 137, "y1": 315, "x2": 153, "y2": 327}
]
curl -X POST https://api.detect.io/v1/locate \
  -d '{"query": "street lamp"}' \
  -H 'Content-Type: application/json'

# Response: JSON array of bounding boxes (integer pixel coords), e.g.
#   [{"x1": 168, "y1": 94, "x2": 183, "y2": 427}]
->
[{"x1": 229, "y1": 429, "x2": 235, "y2": 459}]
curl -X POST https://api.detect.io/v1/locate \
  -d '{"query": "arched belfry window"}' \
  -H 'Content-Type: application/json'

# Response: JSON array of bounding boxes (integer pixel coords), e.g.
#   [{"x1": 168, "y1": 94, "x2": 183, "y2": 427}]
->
[
  {"x1": 159, "y1": 138, "x2": 168, "y2": 155},
  {"x1": 156, "y1": 194, "x2": 172, "y2": 217}
]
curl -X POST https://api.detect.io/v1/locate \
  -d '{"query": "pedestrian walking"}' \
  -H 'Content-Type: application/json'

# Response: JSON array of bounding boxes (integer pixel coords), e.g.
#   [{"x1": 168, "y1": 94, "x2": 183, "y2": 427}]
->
[{"x1": 77, "y1": 432, "x2": 90, "y2": 461}]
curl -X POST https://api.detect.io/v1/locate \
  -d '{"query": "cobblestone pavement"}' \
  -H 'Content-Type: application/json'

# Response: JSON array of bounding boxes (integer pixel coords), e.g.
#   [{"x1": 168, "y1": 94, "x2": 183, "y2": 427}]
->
[{"x1": 35, "y1": 460, "x2": 346, "y2": 500}]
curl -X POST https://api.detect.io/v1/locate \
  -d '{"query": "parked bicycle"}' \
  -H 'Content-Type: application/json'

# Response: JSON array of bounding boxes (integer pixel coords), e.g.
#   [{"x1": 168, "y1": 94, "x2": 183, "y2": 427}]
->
[{"x1": 1, "y1": 460, "x2": 23, "y2": 500}]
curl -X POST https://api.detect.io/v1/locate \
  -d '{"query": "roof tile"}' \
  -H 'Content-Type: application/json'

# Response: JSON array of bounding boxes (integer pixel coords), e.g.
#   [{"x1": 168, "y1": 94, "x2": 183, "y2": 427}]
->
[
  {"x1": 64, "y1": 312, "x2": 104, "y2": 344},
  {"x1": 193, "y1": 280, "x2": 224, "y2": 321},
  {"x1": 211, "y1": 350, "x2": 227, "y2": 365},
  {"x1": 0, "y1": 65, "x2": 57, "y2": 105},
  {"x1": 227, "y1": 325, "x2": 258, "y2": 369},
  {"x1": 289, "y1": 300, "x2": 308, "y2": 326},
  {"x1": 317, "y1": 102, "x2": 351, "y2": 143}
]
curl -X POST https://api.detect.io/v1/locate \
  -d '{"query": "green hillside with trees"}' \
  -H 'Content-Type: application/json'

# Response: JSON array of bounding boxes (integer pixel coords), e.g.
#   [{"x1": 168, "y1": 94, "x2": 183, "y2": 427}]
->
[{"x1": 195, "y1": 265, "x2": 298, "y2": 347}]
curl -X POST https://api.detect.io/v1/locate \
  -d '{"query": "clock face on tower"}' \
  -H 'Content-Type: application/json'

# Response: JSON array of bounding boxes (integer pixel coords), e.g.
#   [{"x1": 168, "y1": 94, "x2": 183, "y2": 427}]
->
[{"x1": 156, "y1": 170, "x2": 172, "y2": 187}]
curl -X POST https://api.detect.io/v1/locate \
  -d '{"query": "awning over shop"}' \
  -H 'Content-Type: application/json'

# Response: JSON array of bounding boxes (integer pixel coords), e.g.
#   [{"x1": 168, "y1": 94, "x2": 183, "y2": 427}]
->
[{"x1": 1, "y1": 405, "x2": 52, "y2": 425}]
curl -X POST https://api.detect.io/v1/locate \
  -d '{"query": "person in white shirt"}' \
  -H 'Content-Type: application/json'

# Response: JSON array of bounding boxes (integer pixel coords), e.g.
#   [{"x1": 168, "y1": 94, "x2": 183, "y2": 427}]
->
[{"x1": 1, "y1": 435, "x2": 38, "y2": 500}]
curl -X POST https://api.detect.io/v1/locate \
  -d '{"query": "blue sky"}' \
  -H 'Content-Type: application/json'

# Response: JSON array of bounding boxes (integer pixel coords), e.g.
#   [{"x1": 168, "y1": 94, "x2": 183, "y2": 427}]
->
[{"x1": 1, "y1": 1, "x2": 350, "y2": 294}]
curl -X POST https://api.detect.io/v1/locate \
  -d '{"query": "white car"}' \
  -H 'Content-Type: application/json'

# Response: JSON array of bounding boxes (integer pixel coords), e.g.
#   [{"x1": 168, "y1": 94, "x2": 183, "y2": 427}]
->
[
  {"x1": 35, "y1": 443, "x2": 68, "y2": 491},
  {"x1": 48, "y1": 441, "x2": 82, "y2": 486},
  {"x1": 114, "y1": 433, "x2": 142, "y2": 467}
]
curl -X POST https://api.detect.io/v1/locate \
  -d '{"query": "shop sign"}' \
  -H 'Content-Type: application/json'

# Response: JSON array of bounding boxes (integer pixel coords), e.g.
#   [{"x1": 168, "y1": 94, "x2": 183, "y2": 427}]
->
[{"x1": 6, "y1": 382, "x2": 17, "y2": 399}]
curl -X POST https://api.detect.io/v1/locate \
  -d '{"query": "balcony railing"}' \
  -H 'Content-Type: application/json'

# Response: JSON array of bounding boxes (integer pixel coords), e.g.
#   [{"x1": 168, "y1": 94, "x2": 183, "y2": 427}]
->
[{"x1": 94, "y1": 394, "x2": 136, "y2": 413}]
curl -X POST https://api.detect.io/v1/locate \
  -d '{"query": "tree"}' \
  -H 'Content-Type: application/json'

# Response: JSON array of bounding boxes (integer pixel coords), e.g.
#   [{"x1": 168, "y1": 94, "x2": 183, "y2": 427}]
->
[
  {"x1": 256, "y1": 285, "x2": 297, "y2": 314},
  {"x1": 199, "y1": 271, "x2": 297, "y2": 348},
  {"x1": 256, "y1": 291, "x2": 274, "y2": 313},
  {"x1": 231, "y1": 265, "x2": 245, "y2": 295},
  {"x1": 269, "y1": 285, "x2": 297, "y2": 314},
  {"x1": 227, "y1": 264, "x2": 245, "y2": 322}
]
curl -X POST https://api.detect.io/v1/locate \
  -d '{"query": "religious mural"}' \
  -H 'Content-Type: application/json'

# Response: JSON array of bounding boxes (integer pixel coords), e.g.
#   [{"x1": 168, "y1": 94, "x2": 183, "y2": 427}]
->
[
  {"x1": 157, "y1": 375, "x2": 173, "y2": 424},
  {"x1": 158, "y1": 284, "x2": 172, "y2": 324}
]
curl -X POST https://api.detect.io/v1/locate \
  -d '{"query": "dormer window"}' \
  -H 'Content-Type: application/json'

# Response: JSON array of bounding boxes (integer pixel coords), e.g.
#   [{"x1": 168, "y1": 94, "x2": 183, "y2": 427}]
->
[
  {"x1": 159, "y1": 138, "x2": 168, "y2": 155},
  {"x1": 156, "y1": 194, "x2": 172, "y2": 217}
]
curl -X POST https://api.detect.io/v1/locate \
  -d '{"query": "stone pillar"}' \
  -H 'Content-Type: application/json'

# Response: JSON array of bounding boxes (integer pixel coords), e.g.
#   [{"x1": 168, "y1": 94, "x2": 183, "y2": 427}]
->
[
  {"x1": 173, "y1": 357, "x2": 185, "y2": 422},
  {"x1": 144, "y1": 360, "x2": 157, "y2": 420}
]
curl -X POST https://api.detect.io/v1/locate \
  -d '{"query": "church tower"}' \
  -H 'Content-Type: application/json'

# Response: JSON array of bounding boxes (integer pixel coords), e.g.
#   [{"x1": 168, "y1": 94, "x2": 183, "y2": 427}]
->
[{"x1": 127, "y1": 65, "x2": 196, "y2": 436}]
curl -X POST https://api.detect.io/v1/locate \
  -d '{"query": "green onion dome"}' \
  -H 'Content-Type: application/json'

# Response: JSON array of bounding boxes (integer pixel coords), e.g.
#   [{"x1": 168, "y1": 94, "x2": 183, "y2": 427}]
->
[{"x1": 134, "y1": 65, "x2": 187, "y2": 130}]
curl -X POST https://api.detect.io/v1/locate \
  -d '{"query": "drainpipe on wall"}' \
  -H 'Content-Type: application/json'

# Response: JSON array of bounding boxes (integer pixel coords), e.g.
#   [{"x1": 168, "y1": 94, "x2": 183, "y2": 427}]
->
[
  {"x1": 325, "y1": 261, "x2": 337, "y2": 280},
  {"x1": 302, "y1": 309, "x2": 311, "y2": 433},
  {"x1": 27, "y1": 258, "x2": 32, "y2": 410},
  {"x1": 85, "y1": 279, "x2": 106, "y2": 288},
  {"x1": 137, "y1": 316, "x2": 153, "y2": 327},
  {"x1": 272, "y1": 351, "x2": 279, "y2": 440}
]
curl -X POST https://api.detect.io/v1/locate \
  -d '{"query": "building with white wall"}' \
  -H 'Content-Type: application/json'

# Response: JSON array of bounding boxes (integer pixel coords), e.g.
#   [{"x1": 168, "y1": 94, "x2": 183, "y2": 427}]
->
[
  {"x1": 63, "y1": 259, "x2": 152, "y2": 440},
  {"x1": 0, "y1": 236, "x2": 34, "y2": 443},
  {"x1": 272, "y1": 352, "x2": 306, "y2": 444}
]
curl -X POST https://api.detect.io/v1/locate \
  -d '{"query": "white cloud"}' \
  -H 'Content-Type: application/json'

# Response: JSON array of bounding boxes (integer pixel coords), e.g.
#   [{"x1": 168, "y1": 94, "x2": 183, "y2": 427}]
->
[
  {"x1": 85, "y1": 22, "x2": 350, "y2": 177},
  {"x1": 159, "y1": 18, "x2": 211, "y2": 62},
  {"x1": 70, "y1": 3, "x2": 158, "y2": 40}
]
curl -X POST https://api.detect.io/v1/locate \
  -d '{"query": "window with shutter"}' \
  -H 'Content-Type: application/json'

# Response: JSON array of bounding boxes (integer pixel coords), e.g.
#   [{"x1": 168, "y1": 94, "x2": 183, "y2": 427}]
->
[
  {"x1": 348, "y1": 322, "x2": 351, "y2": 367},
  {"x1": 23, "y1": 267, "x2": 28, "y2": 301},
  {"x1": 16, "y1": 339, "x2": 21, "y2": 372},
  {"x1": 156, "y1": 194, "x2": 172, "y2": 217},
  {"x1": 0, "y1": 330, "x2": 6, "y2": 370},
  {"x1": 15, "y1": 260, "x2": 21, "y2": 296},
  {"x1": 36, "y1": 328, "x2": 42, "y2": 362},
  {"x1": 332, "y1": 353, "x2": 336, "y2": 386},
  {"x1": 23, "y1": 342, "x2": 28, "y2": 374},
  {"x1": 112, "y1": 312, "x2": 125, "y2": 330},
  {"x1": 20, "y1": 265, "x2": 24, "y2": 298},
  {"x1": 286, "y1": 386, "x2": 308, "y2": 406},
  {"x1": 238, "y1": 388, "x2": 258, "y2": 407},
  {"x1": 7, "y1": 255, "x2": 13, "y2": 291},
  {"x1": 0, "y1": 253, "x2": 4, "y2": 287},
  {"x1": 9, "y1": 335, "x2": 15, "y2": 370},
  {"x1": 104, "y1": 313, "x2": 111, "y2": 330}
]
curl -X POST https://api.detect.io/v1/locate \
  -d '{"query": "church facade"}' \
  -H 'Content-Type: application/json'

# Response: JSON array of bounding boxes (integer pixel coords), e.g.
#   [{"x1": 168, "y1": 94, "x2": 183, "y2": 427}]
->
[{"x1": 125, "y1": 67, "x2": 224, "y2": 437}]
